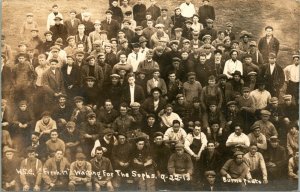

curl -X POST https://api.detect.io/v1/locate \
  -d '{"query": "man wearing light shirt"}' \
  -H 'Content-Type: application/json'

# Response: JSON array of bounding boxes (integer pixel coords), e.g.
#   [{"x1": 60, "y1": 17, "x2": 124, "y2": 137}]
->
[
  {"x1": 284, "y1": 53, "x2": 299, "y2": 104},
  {"x1": 163, "y1": 120, "x2": 187, "y2": 148},
  {"x1": 223, "y1": 49, "x2": 243, "y2": 79},
  {"x1": 179, "y1": 0, "x2": 196, "y2": 19},
  {"x1": 46, "y1": 4, "x2": 63, "y2": 30},
  {"x1": 127, "y1": 43, "x2": 144, "y2": 72},
  {"x1": 226, "y1": 123, "x2": 250, "y2": 151},
  {"x1": 249, "y1": 78, "x2": 271, "y2": 110}
]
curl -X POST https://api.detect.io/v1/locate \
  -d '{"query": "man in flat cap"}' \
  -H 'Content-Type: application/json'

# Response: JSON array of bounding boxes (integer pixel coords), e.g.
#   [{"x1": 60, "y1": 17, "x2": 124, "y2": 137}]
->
[
  {"x1": 260, "y1": 52, "x2": 285, "y2": 97},
  {"x1": 183, "y1": 71, "x2": 202, "y2": 103},
  {"x1": 91, "y1": 128, "x2": 117, "y2": 159},
  {"x1": 69, "y1": 152, "x2": 93, "y2": 191},
  {"x1": 101, "y1": 10, "x2": 120, "y2": 39},
  {"x1": 258, "y1": 26, "x2": 280, "y2": 62},
  {"x1": 284, "y1": 52, "x2": 300, "y2": 104},
  {"x1": 150, "y1": 24, "x2": 170, "y2": 48},
  {"x1": 20, "y1": 12, "x2": 39, "y2": 42},
  {"x1": 82, "y1": 55, "x2": 104, "y2": 89},
  {"x1": 156, "y1": 7, "x2": 173, "y2": 36},
  {"x1": 110, "y1": 0, "x2": 124, "y2": 23},
  {"x1": 167, "y1": 142, "x2": 193, "y2": 190},
  {"x1": 242, "y1": 54, "x2": 260, "y2": 75},
  {"x1": 249, "y1": 77, "x2": 271, "y2": 110},
  {"x1": 20, "y1": 146, "x2": 43, "y2": 191},
  {"x1": 247, "y1": 124, "x2": 267, "y2": 152},
  {"x1": 265, "y1": 136, "x2": 287, "y2": 182},
  {"x1": 42, "y1": 149, "x2": 70, "y2": 191},
  {"x1": 199, "y1": 18, "x2": 217, "y2": 41},
  {"x1": 247, "y1": 40, "x2": 264, "y2": 66},
  {"x1": 252, "y1": 110, "x2": 278, "y2": 141},
  {"x1": 47, "y1": 4, "x2": 63, "y2": 30},
  {"x1": 201, "y1": 170, "x2": 223, "y2": 191},
  {"x1": 224, "y1": 22, "x2": 235, "y2": 41},
  {"x1": 64, "y1": 10, "x2": 81, "y2": 37},
  {"x1": 2, "y1": 146, "x2": 21, "y2": 191},
  {"x1": 50, "y1": 15, "x2": 68, "y2": 44}
]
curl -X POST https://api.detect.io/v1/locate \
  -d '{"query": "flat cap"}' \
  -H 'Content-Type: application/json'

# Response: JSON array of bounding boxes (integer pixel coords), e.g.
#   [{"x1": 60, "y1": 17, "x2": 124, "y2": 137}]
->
[
  {"x1": 175, "y1": 143, "x2": 184, "y2": 149},
  {"x1": 155, "y1": 23, "x2": 165, "y2": 28},
  {"x1": 124, "y1": 10, "x2": 132, "y2": 15},
  {"x1": 249, "y1": 41, "x2": 257, "y2": 46},
  {"x1": 269, "y1": 52, "x2": 276, "y2": 58},
  {"x1": 66, "y1": 54, "x2": 75, "y2": 60},
  {"x1": 153, "y1": 132, "x2": 164, "y2": 138},
  {"x1": 41, "y1": 111, "x2": 51, "y2": 117},
  {"x1": 174, "y1": 28, "x2": 183, "y2": 32},
  {"x1": 74, "y1": 96, "x2": 84, "y2": 102},
  {"x1": 135, "y1": 26, "x2": 143, "y2": 31},
  {"x1": 85, "y1": 76, "x2": 96, "y2": 81},
  {"x1": 26, "y1": 146, "x2": 36, "y2": 153},
  {"x1": 232, "y1": 70, "x2": 242, "y2": 76},
  {"x1": 187, "y1": 72, "x2": 196, "y2": 77},
  {"x1": 260, "y1": 110, "x2": 271, "y2": 116},
  {"x1": 66, "y1": 121, "x2": 76, "y2": 128},
  {"x1": 208, "y1": 99, "x2": 217, "y2": 106},
  {"x1": 227, "y1": 101, "x2": 237, "y2": 106},
  {"x1": 120, "y1": 39, "x2": 128, "y2": 44},
  {"x1": 270, "y1": 135, "x2": 279, "y2": 142},
  {"x1": 250, "y1": 124, "x2": 261, "y2": 131},
  {"x1": 265, "y1": 26, "x2": 273, "y2": 30},
  {"x1": 93, "y1": 40, "x2": 102, "y2": 45},
  {"x1": 55, "y1": 38, "x2": 64, "y2": 46},
  {"x1": 169, "y1": 40, "x2": 179, "y2": 46},
  {"x1": 247, "y1": 71, "x2": 257, "y2": 76},
  {"x1": 130, "y1": 102, "x2": 141, "y2": 108},
  {"x1": 26, "y1": 12, "x2": 34, "y2": 17},
  {"x1": 105, "y1": 10, "x2": 113, "y2": 14},
  {"x1": 86, "y1": 55, "x2": 95, "y2": 61},
  {"x1": 233, "y1": 151, "x2": 244, "y2": 157},
  {"x1": 242, "y1": 87, "x2": 250, "y2": 92},
  {"x1": 94, "y1": 20, "x2": 101, "y2": 25},
  {"x1": 214, "y1": 49, "x2": 222, "y2": 55},
  {"x1": 205, "y1": 170, "x2": 216, "y2": 177},
  {"x1": 185, "y1": 20, "x2": 193, "y2": 24},
  {"x1": 75, "y1": 152, "x2": 86, "y2": 160},
  {"x1": 110, "y1": 74, "x2": 121, "y2": 79},
  {"x1": 182, "y1": 39, "x2": 190, "y2": 44},
  {"x1": 49, "y1": 58, "x2": 59, "y2": 63},
  {"x1": 218, "y1": 74, "x2": 228, "y2": 80},
  {"x1": 31, "y1": 28, "x2": 39, "y2": 32},
  {"x1": 151, "y1": 87, "x2": 162, "y2": 95},
  {"x1": 176, "y1": 94, "x2": 184, "y2": 99},
  {"x1": 75, "y1": 50, "x2": 85, "y2": 55},
  {"x1": 161, "y1": 7, "x2": 168, "y2": 11},
  {"x1": 54, "y1": 16, "x2": 63, "y2": 21},
  {"x1": 139, "y1": 36, "x2": 148, "y2": 43},
  {"x1": 172, "y1": 57, "x2": 181, "y2": 62},
  {"x1": 122, "y1": 19, "x2": 131, "y2": 24},
  {"x1": 44, "y1": 30, "x2": 53, "y2": 36},
  {"x1": 18, "y1": 41, "x2": 28, "y2": 47},
  {"x1": 206, "y1": 18, "x2": 214, "y2": 23},
  {"x1": 202, "y1": 34, "x2": 212, "y2": 40},
  {"x1": 86, "y1": 112, "x2": 96, "y2": 118},
  {"x1": 3, "y1": 146, "x2": 17, "y2": 153},
  {"x1": 230, "y1": 49, "x2": 239, "y2": 55}
]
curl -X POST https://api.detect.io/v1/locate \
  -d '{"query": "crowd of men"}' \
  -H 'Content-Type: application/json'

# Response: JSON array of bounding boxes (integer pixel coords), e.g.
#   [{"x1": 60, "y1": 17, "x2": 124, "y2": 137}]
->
[{"x1": 1, "y1": 0, "x2": 299, "y2": 191}]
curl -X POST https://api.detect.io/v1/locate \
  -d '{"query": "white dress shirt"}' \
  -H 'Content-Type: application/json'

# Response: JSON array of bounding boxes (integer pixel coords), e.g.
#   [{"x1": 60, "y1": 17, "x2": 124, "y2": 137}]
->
[
  {"x1": 270, "y1": 63, "x2": 275, "y2": 75},
  {"x1": 179, "y1": 2, "x2": 196, "y2": 18},
  {"x1": 284, "y1": 64, "x2": 299, "y2": 82},
  {"x1": 223, "y1": 59, "x2": 243, "y2": 78},
  {"x1": 67, "y1": 65, "x2": 72, "y2": 75}
]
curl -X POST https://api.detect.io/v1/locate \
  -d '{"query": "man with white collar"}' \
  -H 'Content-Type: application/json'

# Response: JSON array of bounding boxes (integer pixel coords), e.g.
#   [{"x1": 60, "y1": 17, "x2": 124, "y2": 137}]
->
[
  {"x1": 223, "y1": 49, "x2": 243, "y2": 79},
  {"x1": 127, "y1": 43, "x2": 144, "y2": 73},
  {"x1": 284, "y1": 53, "x2": 299, "y2": 104},
  {"x1": 179, "y1": 0, "x2": 196, "y2": 19}
]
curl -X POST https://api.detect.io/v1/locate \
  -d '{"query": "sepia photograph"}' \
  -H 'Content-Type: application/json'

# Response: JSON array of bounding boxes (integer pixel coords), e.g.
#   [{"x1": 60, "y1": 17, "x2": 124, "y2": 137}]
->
[{"x1": 1, "y1": 0, "x2": 300, "y2": 191}]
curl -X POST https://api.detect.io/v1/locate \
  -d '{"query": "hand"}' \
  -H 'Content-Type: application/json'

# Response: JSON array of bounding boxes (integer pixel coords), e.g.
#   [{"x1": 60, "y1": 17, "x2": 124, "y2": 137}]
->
[
  {"x1": 218, "y1": 128, "x2": 223, "y2": 136},
  {"x1": 5, "y1": 182, "x2": 11, "y2": 188},
  {"x1": 93, "y1": 105, "x2": 97, "y2": 110},
  {"x1": 195, "y1": 155, "x2": 201, "y2": 161},
  {"x1": 263, "y1": 179, "x2": 268, "y2": 184},
  {"x1": 50, "y1": 183, "x2": 55, "y2": 187},
  {"x1": 207, "y1": 127, "x2": 211, "y2": 134},
  {"x1": 82, "y1": 178, "x2": 88, "y2": 183},
  {"x1": 98, "y1": 181, "x2": 108, "y2": 186},
  {"x1": 33, "y1": 185, "x2": 40, "y2": 191},
  {"x1": 68, "y1": 85, "x2": 73, "y2": 89},
  {"x1": 10, "y1": 180, "x2": 16, "y2": 186},
  {"x1": 2, "y1": 122, "x2": 9, "y2": 126},
  {"x1": 24, "y1": 124, "x2": 28, "y2": 128},
  {"x1": 54, "y1": 93, "x2": 60, "y2": 97},
  {"x1": 227, "y1": 121, "x2": 232, "y2": 125},
  {"x1": 23, "y1": 185, "x2": 30, "y2": 191},
  {"x1": 226, "y1": 174, "x2": 232, "y2": 179},
  {"x1": 134, "y1": 158, "x2": 143, "y2": 165},
  {"x1": 18, "y1": 123, "x2": 23, "y2": 127}
]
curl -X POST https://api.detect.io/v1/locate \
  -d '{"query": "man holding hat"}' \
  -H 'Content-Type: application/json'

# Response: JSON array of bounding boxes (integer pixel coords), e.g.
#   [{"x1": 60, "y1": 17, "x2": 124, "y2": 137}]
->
[
  {"x1": 20, "y1": 146, "x2": 43, "y2": 192},
  {"x1": 284, "y1": 52, "x2": 300, "y2": 104},
  {"x1": 2, "y1": 146, "x2": 21, "y2": 191},
  {"x1": 258, "y1": 26, "x2": 280, "y2": 62},
  {"x1": 101, "y1": 10, "x2": 120, "y2": 39},
  {"x1": 47, "y1": 4, "x2": 63, "y2": 30},
  {"x1": 260, "y1": 52, "x2": 285, "y2": 97},
  {"x1": 223, "y1": 49, "x2": 243, "y2": 79},
  {"x1": 69, "y1": 152, "x2": 93, "y2": 191}
]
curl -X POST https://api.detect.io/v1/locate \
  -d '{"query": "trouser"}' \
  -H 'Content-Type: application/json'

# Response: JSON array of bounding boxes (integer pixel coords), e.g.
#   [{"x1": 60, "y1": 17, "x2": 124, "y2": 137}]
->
[
  {"x1": 68, "y1": 180, "x2": 92, "y2": 192},
  {"x1": 287, "y1": 81, "x2": 299, "y2": 104}
]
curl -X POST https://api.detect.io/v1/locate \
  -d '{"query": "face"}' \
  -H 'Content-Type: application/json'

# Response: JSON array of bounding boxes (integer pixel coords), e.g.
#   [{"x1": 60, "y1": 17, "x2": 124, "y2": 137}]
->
[
  {"x1": 120, "y1": 55, "x2": 127, "y2": 63},
  {"x1": 147, "y1": 20, "x2": 153, "y2": 27},
  {"x1": 266, "y1": 28, "x2": 273, "y2": 36},
  {"x1": 104, "y1": 102, "x2": 113, "y2": 111},
  {"x1": 173, "y1": 123, "x2": 180, "y2": 132},
  {"x1": 31, "y1": 31, "x2": 38, "y2": 37},
  {"x1": 87, "y1": 80, "x2": 95, "y2": 87},
  {"x1": 176, "y1": 148, "x2": 184, "y2": 155},
  {"x1": 128, "y1": 77, "x2": 135, "y2": 85},
  {"x1": 258, "y1": 84, "x2": 265, "y2": 91},
  {"x1": 175, "y1": 9, "x2": 181, "y2": 15},
  {"x1": 43, "y1": 116, "x2": 50, "y2": 124},
  {"x1": 232, "y1": 43, "x2": 239, "y2": 49},
  {"x1": 193, "y1": 127, "x2": 201, "y2": 135},
  {"x1": 270, "y1": 141, "x2": 278, "y2": 148},
  {"x1": 112, "y1": 1, "x2": 118, "y2": 6},
  {"x1": 28, "y1": 152, "x2": 36, "y2": 159},
  {"x1": 228, "y1": 105, "x2": 236, "y2": 111},
  {"x1": 168, "y1": 73, "x2": 176, "y2": 81},
  {"x1": 77, "y1": 44, "x2": 84, "y2": 51},
  {"x1": 19, "y1": 104, "x2": 27, "y2": 111},
  {"x1": 293, "y1": 57, "x2": 299, "y2": 65},
  {"x1": 152, "y1": 91, "x2": 160, "y2": 100},
  {"x1": 284, "y1": 99, "x2": 292, "y2": 105},
  {"x1": 153, "y1": 71, "x2": 160, "y2": 78},
  {"x1": 199, "y1": 56, "x2": 206, "y2": 64},
  {"x1": 26, "y1": 16, "x2": 33, "y2": 22},
  {"x1": 70, "y1": 12, "x2": 76, "y2": 19},
  {"x1": 181, "y1": 52, "x2": 189, "y2": 60},
  {"x1": 50, "y1": 131, "x2": 58, "y2": 141},
  {"x1": 5, "y1": 152, "x2": 14, "y2": 160},
  {"x1": 78, "y1": 26, "x2": 85, "y2": 33},
  {"x1": 86, "y1": 116, "x2": 96, "y2": 125},
  {"x1": 209, "y1": 105, "x2": 217, "y2": 112},
  {"x1": 177, "y1": 97, "x2": 184, "y2": 104},
  {"x1": 76, "y1": 54, "x2": 84, "y2": 61},
  {"x1": 249, "y1": 145, "x2": 257, "y2": 155},
  {"x1": 67, "y1": 57, "x2": 74, "y2": 65},
  {"x1": 111, "y1": 77, "x2": 119, "y2": 84},
  {"x1": 147, "y1": 117, "x2": 155, "y2": 125},
  {"x1": 245, "y1": 57, "x2": 252, "y2": 64},
  {"x1": 269, "y1": 57, "x2": 276, "y2": 64},
  {"x1": 67, "y1": 126, "x2": 75, "y2": 133},
  {"x1": 89, "y1": 58, "x2": 95, "y2": 66},
  {"x1": 233, "y1": 75, "x2": 240, "y2": 81},
  {"x1": 261, "y1": 115, "x2": 269, "y2": 121},
  {"x1": 146, "y1": 52, "x2": 153, "y2": 59},
  {"x1": 32, "y1": 135, "x2": 39, "y2": 143},
  {"x1": 192, "y1": 16, "x2": 199, "y2": 22},
  {"x1": 118, "y1": 135, "x2": 126, "y2": 144},
  {"x1": 18, "y1": 56, "x2": 25, "y2": 64},
  {"x1": 243, "y1": 91, "x2": 250, "y2": 98},
  {"x1": 136, "y1": 141, "x2": 145, "y2": 150},
  {"x1": 77, "y1": 160, "x2": 84, "y2": 166},
  {"x1": 243, "y1": 36, "x2": 249, "y2": 42},
  {"x1": 211, "y1": 124, "x2": 219, "y2": 133},
  {"x1": 55, "y1": 151, "x2": 63, "y2": 160},
  {"x1": 207, "y1": 176, "x2": 216, "y2": 185},
  {"x1": 105, "y1": 46, "x2": 112, "y2": 53},
  {"x1": 120, "y1": 106, "x2": 127, "y2": 116},
  {"x1": 50, "y1": 61, "x2": 57, "y2": 70},
  {"x1": 154, "y1": 136, "x2": 163, "y2": 145},
  {"x1": 253, "y1": 128, "x2": 260, "y2": 136},
  {"x1": 166, "y1": 106, "x2": 172, "y2": 114},
  {"x1": 75, "y1": 100, "x2": 83, "y2": 108},
  {"x1": 234, "y1": 127, "x2": 242, "y2": 135},
  {"x1": 235, "y1": 155, "x2": 243, "y2": 164},
  {"x1": 188, "y1": 75, "x2": 196, "y2": 83},
  {"x1": 208, "y1": 79, "x2": 216, "y2": 86},
  {"x1": 231, "y1": 52, "x2": 238, "y2": 59}
]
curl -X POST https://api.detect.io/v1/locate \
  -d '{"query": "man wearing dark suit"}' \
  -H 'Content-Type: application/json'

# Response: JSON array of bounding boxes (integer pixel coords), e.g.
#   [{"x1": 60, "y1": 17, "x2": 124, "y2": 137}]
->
[
  {"x1": 259, "y1": 53, "x2": 285, "y2": 97},
  {"x1": 50, "y1": 16, "x2": 68, "y2": 44},
  {"x1": 198, "y1": 0, "x2": 215, "y2": 26},
  {"x1": 122, "y1": 74, "x2": 145, "y2": 105},
  {"x1": 81, "y1": 56, "x2": 104, "y2": 89},
  {"x1": 133, "y1": 0, "x2": 146, "y2": 26},
  {"x1": 109, "y1": 0, "x2": 124, "y2": 23},
  {"x1": 142, "y1": 87, "x2": 167, "y2": 117},
  {"x1": 64, "y1": 10, "x2": 81, "y2": 36},
  {"x1": 101, "y1": 10, "x2": 120, "y2": 39},
  {"x1": 146, "y1": 0, "x2": 161, "y2": 21},
  {"x1": 61, "y1": 55, "x2": 81, "y2": 98},
  {"x1": 42, "y1": 59, "x2": 65, "y2": 105},
  {"x1": 258, "y1": 26, "x2": 280, "y2": 63}
]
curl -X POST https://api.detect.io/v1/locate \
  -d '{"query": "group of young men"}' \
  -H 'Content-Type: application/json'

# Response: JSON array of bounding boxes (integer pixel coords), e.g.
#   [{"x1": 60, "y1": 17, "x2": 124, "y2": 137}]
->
[{"x1": 1, "y1": 0, "x2": 299, "y2": 191}]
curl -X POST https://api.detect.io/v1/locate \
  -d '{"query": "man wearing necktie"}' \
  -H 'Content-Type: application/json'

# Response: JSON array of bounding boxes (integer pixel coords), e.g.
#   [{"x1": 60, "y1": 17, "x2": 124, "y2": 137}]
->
[{"x1": 101, "y1": 10, "x2": 120, "y2": 39}]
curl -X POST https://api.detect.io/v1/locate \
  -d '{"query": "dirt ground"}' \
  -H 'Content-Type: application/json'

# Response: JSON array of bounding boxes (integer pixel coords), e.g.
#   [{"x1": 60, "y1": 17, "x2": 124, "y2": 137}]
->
[{"x1": 2, "y1": 0, "x2": 300, "y2": 66}]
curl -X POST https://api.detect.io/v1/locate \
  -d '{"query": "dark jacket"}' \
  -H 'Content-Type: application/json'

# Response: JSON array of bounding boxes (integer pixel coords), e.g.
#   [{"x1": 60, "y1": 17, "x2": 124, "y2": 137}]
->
[
  {"x1": 64, "y1": 19, "x2": 81, "y2": 36},
  {"x1": 122, "y1": 84, "x2": 145, "y2": 105},
  {"x1": 258, "y1": 36, "x2": 280, "y2": 62},
  {"x1": 101, "y1": 19, "x2": 120, "y2": 39},
  {"x1": 198, "y1": 5, "x2": 215, "y2": 25},
  {"x1": 49, "y1": 24, "x2": 68, "y2": 43}
]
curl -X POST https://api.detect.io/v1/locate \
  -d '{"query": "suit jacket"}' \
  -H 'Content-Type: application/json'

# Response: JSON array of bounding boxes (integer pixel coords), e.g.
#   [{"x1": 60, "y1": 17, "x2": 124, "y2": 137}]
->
[
  {"x1": 260, "y1": 63, "x2": 285, "y2": 93},
  {"x1": 101, "y1": 19, "x2": 120, "y2": 39},
  {"x1": 42, "y1": 68, "x2": 65, "y2": 95},
  {"x1": 61, "y1": 64, "x2": 81, "y2": 87},
  {"x1": 146, "y1": 78, "x2": 167, "y2": 95},
  {"x1": 64, "y1": 19, "x2": 81, "y2": 36},
  {"x1": 81, "y1": 65, "x2": 104, "y2": 88},
  {"x1": 49, "y1": 24, "x2": 68, "y2": 43},
  {"x1": 258, "y1": 36, "x2": 280, "y2": 61},
  {"x1": 141, "y1": 97, "x2": 167, "y2": 116},
  {"x1": 122, "y1": 84, "x2": 145, "y2": 105},
  {"x1": 198, "y1": 5, "x2": 215, "y2": 24},
  {"x1": 42, "y1": 157, "x2": 70, "y2": 184}
]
